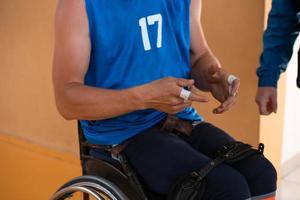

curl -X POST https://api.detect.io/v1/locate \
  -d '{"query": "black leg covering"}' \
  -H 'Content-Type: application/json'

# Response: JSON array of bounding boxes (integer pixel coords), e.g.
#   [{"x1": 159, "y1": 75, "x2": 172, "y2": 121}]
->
[
  {"x1": 168, "y1": 174, "x2": 206, "y2": 200},
  {"x1": 168, "y1": 141, "x2": 262, "y2": 200}
]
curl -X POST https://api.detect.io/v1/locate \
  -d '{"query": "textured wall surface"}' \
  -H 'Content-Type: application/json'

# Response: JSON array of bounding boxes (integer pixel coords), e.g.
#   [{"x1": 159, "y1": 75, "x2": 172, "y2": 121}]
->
[{"x1": 0, "y1": 0, "x2": 280, "y2": 199}]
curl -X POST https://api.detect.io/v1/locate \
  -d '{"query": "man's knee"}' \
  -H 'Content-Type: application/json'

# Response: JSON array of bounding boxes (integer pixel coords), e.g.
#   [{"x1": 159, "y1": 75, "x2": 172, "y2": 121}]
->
[
  {"x1": 204, "y1": 165, "x2": 251, "y2": 200},
  {"x1": 249, "y1": 155, "x2": 277, "y2": 195},
  {"x1": 259, "y1": 156, "x2": 277, "y2": 185},
  {"x1": 233, "y1": 154, "x2": 277, "y2": 196},
  {"x1": 169, "y1": 165, "x2": 251, "y2": 200}
]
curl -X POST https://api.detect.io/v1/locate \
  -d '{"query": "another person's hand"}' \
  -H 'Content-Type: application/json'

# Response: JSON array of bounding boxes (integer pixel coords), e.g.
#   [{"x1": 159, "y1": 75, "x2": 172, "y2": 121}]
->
[
  {"x1": 255, "y1": 87, "x2": 277, "y2": 115},
  {"x1": 140, "y1": 77, "x2": 209, "y2": 114},
  {"x1": 206, "y1": 66, "x2": 240, "y2": 114}
]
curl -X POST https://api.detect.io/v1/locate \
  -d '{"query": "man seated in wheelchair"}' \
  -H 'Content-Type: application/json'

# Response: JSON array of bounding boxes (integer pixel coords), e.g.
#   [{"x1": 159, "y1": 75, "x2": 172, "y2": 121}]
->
[{"x1": 53, "y1": 0, "x2": 277, "y2": 199}]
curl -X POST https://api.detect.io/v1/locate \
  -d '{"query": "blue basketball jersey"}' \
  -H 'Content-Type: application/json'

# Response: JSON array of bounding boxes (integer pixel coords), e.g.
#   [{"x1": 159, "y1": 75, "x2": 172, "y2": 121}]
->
[{"x1": 81, "y1": 0, "x2": 203, "y2": 145}]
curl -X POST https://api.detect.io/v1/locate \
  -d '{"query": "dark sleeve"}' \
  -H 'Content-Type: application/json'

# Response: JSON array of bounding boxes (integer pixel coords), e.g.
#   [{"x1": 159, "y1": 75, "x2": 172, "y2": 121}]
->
[{"x1": 257, "y1": 0, "x2": 300, "y2": 87}]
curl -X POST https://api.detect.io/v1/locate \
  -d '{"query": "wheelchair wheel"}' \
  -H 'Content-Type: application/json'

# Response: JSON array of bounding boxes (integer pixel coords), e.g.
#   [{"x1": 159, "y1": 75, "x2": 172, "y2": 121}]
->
[{"x1": 50, "y1": 175, "x2": 129, "y2": 200}]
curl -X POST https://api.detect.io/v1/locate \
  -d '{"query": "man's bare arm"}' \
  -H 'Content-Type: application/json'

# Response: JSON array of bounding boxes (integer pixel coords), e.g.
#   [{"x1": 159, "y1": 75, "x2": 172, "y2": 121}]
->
[
  {"x1": 189, "y1": 0, "x2": 240, "y2": 113},
  {"x1": 189, "y1": 0, "x2": 221, "y2": 91},
  {"x1": 53, "y1": 0, "x2": 147, "y2": 120},
  {"x1": 53, "y1": 0, "x2": 206, "y2": 120}
]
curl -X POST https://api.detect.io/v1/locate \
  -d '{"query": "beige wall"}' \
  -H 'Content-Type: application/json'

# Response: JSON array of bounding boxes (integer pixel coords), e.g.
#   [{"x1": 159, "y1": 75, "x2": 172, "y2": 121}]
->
[
  {"x1": 0, "y1": 0, "x2": 77, "y2": 153},
  {"x1": 0, "y1": 0, "x2": 79, "y2": 199},
  {"x1": 199, "y1": 0, "x2": 265, "y2": 146},
  {"x1": 258, "y1": 0, "x2": 285, "y2": 179},
  {"x1": 0, "y1": 0, "x2": 280, "y2": 199}
]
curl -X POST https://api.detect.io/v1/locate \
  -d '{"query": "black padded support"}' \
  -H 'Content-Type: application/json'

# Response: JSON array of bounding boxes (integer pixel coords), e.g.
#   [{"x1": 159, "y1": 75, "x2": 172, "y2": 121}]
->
[
  {"x1": 168, "y1": 174, "x2": 206, "y2": 200},
  {"x1": 168, "y1": 142, "x2": 261, "y2": 200},
  {"x1": 215, "y1": 141, "x2": 260, "y2": 164}
]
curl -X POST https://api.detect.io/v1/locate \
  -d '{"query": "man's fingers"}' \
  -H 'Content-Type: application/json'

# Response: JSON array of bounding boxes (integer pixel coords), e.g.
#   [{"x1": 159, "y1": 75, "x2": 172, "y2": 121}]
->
[
  {"x1": 230, "y1": 79, "x2": 240, "y2": 96},
  {"x1": 187, "y1": 86, "x2": 209, "y2": 102},
  {"x1": 256, "y1": 94, "x2": 272, "y2": 115},
  {"x1": 190, "y1": 85, "x2": 203, "y2": 95},
  {"x1": 175, "y1": 85, "x2": 209, "y2": 103},
  {"x1": 213, "y1": 96, "x2": 236, "y2": 114},
  {"x1": 214, "y1": 105, "x2": 230, "y2": 114},
  {"x1": 258, "y1": 99, "x2": 271, "y2": 115},
  {"x1": 270, "y1": 93, "x2": 278, "y2": 114},
  {"x1": 212, "y1": 75, "x2": 240, "y2": 114},
  {"x1": 190, "y1": 86, "x2": 209, "y2": 102},
  {"x1": 176, "y1": 78, "x2": 194, "y2": 88},
  {"x1": 175, "y1": 103, "x2": 192, "y2": 109},
  {"x1": 189, "y1": 92, "x2": 209, "y2": 102},
  {"x1": 170, "y1": 97, "x2": 185, "y2": 106},
  {"x1": 255, "y1": 87, "x2": 277, "y2": 115},
  {"x1": 168, "y1": 101, "x2": 192, "y2": 114}
]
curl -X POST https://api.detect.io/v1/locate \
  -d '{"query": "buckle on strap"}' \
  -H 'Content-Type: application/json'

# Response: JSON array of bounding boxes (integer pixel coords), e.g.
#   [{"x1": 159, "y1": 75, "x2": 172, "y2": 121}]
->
[
  {"x1": 160, "y1": 115, "x2": 194, "y2": 136},
  {"x1": 215, "y1": 141, "x2": 260, "y2": 163},
  {"x1": 106, "y1": 141, "x2": 130, "y2": 157}
]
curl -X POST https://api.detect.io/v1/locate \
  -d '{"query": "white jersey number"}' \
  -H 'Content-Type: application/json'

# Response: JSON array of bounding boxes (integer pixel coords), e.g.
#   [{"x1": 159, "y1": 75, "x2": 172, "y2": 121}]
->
[{"x1": 139, "y1": 14, "x2": 163, "y2": 51}]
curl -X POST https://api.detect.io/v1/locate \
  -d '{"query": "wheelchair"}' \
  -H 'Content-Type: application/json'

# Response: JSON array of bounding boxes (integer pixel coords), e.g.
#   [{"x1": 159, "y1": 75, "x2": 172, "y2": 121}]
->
[
  {"x1": 50, "y1": 122, "x2": 165, "y2": 200},
  {"x1": 50, "y1": 121, "x2": 264, "y2": 200}
]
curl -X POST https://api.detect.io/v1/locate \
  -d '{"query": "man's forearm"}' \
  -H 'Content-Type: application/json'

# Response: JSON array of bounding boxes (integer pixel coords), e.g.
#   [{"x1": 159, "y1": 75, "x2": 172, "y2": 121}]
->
[
  {"x1": 191, "y1": 50, "x2": 220, "y2": 91},
  {"x1": 55, "y1": 82, "x2": 144, "y2": 120}
]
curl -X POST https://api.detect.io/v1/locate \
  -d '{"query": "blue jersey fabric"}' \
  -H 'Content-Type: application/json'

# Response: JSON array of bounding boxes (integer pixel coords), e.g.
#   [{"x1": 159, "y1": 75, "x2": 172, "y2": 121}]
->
[
  {"x1": 81, "y1": 0, "x2": 202, "y2": 145},
  {"x1": 257, "y1": 0, "x2": 300, "y2": 87}
]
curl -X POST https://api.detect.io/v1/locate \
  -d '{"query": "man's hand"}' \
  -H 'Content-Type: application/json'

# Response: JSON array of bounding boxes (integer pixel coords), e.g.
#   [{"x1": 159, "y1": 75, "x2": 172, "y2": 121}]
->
[
  {"x1": 191, "y1": 52, "x2": 240, "y2": 114},
  {"x1": 255, "y1": 87, "x2": 277, "y2": 115},
  {"x1": 207, "y1": 65, "x2": 240, "y2": 114},
  {"x1": 139, "y1": 77, "x2": 209, "y2": 114}
]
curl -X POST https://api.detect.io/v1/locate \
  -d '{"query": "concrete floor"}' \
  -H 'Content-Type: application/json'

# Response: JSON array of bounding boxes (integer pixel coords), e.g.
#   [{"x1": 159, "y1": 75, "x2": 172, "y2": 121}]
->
[{"x1": 277, "y1": 166, "x2": 300, "y2": 200}]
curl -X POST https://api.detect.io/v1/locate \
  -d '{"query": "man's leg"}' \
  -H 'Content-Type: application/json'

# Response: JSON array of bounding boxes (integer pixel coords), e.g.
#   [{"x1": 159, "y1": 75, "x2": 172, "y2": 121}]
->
[
  {"x1": 186, "y1": 122, "x2": 277, "y2": 199},
  {"x1": 124, "y1": 127, "x2": 251, "y2": 200}
]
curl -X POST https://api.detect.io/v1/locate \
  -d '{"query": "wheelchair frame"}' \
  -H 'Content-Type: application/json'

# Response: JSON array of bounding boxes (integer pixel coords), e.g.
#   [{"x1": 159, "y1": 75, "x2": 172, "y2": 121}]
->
[{"x1": 49, "y1": 121, "x2": 153, "y2": 200}]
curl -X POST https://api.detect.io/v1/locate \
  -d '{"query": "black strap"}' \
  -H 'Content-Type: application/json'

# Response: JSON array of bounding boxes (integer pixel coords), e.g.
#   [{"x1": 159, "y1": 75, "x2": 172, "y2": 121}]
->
[
  {"x1": 168, "y1": 173, "x2": 207, "y2": 200},
  {"x1": 169, "y1": 157, "x2": 223, "y2": 199},
  {"x1": 118, "y1": 154, "x2": 148, "y2": 200},
  {"x1": 168, "y1": 142, "x2": 262, "y2": 200},
  {"x1": 215, "y1": 142, "x2": 259, "y2": 164},
  {"x1": 192, "y1": 142, "x2": 259, "y2": 180}
]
